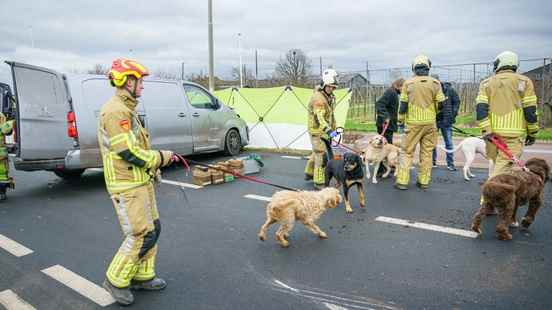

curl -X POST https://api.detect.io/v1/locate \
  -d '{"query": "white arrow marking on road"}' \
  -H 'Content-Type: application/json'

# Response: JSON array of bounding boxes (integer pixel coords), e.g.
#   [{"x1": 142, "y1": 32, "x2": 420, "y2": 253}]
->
[
  {"x1": 0, "y1": 290, "x2": 36, "y2": 310},
  {"x1": 244, "y1": 194, "x2": 272, "y2": 202},
  {"x1": 0, "y1": 234, "x2": 33, "y2": 257},
  {"x1": 375, "y1": 216, "x2": 479, "y2": 239},
  {"x1": 160, "y1": 179, "x2": 203, "y2": 189},
  {"x1": 42, "y1": 265, "x2": 115, "y2": 307},
  {"x1": 273, "y1": 279, "x2": 400, "y2": 310},
  {"x1": 324, "y1": 302, "x2": 350, "y2": 310}
]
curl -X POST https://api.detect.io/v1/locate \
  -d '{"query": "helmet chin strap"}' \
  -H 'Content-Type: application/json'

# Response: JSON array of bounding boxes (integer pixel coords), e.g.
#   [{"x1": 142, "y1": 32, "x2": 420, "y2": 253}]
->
[{"x1": 125, "y1": 78, "x2": 139, "y2": 98}]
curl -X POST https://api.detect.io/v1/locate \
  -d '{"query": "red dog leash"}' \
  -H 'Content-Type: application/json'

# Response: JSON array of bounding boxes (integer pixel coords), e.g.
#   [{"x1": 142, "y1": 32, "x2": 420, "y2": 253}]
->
[{"x1": 486, "y1": 135, "x2": 526, "y2": 169}]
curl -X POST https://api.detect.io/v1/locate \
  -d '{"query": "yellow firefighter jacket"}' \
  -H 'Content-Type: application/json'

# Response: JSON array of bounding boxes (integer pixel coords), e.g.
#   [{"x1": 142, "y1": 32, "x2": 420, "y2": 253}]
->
[
  {"x1": 399, "y1": 76, "x2": 446, "y2": 126},
  {"x1": 308, "y1": 87, "x2": 336, "y2": 136},
  {"x1": 476, "y1": 70, "x2": 538, "y2": 137},
  {"x1": 98, "y1": 89, "x2": 163, "y2": 194}
]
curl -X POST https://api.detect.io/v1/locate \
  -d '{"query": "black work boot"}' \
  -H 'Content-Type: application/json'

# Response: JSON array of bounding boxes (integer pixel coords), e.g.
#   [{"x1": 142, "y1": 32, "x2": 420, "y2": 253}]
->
[
  {"x1": 416, "y1": 182, "x2": 429, "y2": 190},
  {"x1": 394, "y1": 183, "x2": 408, "y2": 190},
  {"x1": 131, "y1": 277, "x2": 167, "y2": 291},
  {"x1": 304, "y1": 174, "x2": 313, "y2": 181},
  {"x1": 0, "y1": 187, "x2": 7, "y2": 202},
  {"x1": 103, "y1": 279, "x2": 134, "y2": 306}
]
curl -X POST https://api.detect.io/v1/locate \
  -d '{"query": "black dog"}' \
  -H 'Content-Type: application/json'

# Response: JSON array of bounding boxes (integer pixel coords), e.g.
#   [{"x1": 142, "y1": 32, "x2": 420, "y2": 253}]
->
[{"x1": 325, "y1": 152, "x2": 365, "y2": 213}]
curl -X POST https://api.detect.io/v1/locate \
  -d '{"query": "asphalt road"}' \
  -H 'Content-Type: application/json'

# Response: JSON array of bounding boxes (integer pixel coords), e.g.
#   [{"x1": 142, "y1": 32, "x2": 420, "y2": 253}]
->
[{"x1": 0, "y1": 151, "x2": 551, "y2": 310}]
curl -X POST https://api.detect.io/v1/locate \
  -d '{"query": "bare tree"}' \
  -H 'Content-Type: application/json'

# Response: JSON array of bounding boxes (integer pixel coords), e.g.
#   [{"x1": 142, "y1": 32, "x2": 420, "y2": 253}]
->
[
  {"x1": 87, "y1": 64, "x2": 109, "y2": 75},
  {"x1": 275, "y1": 49, "x2": 312, "y2": 85},
  {"x1": 230, "y1": 66, "x2": 255, "y2": 86}
]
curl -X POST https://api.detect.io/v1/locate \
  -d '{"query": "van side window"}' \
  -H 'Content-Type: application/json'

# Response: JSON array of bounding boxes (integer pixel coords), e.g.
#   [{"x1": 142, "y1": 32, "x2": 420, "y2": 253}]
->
[{"x1": 183, "y1": 85, "x2": 215, "y2": 109}]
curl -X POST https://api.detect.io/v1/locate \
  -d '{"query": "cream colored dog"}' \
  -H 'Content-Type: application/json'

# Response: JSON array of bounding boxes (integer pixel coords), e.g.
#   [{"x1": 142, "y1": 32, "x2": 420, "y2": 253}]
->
[
  {"x1": 258, "y1": 187, "x2": 342, "y2": 248},
  {"x1": 362, "y1": 135, "x2": 400, "y2": 184}
]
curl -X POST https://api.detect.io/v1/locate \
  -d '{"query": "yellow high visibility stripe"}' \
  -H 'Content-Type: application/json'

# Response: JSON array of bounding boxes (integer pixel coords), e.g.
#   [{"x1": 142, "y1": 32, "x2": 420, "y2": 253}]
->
[
  {"x1": 476, "y1": 95, "x2": 489, "y2": 103},
  {"x1": 522, "y1": 95, "x2": 537, "y2": 105}
]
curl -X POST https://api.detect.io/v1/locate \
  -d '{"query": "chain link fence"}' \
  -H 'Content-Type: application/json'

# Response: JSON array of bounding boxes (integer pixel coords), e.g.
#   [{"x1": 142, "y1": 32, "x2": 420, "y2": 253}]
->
[{"x1": 345, "y1": 58, "x2": 552, "y2": 128}]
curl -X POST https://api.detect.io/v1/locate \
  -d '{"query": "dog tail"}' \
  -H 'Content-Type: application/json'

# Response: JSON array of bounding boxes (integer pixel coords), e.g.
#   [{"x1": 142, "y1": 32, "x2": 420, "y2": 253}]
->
[
  {"x1": 437, "y1": 140, "x2": 465, "y2": 154},
  {"x1": 482, "y1": 181, "x2": 515, "y2": 203}
]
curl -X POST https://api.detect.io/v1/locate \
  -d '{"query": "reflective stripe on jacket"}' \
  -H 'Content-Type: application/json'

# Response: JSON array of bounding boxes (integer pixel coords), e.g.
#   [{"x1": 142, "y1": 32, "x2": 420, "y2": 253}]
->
[
  {"x1": 98, "y1": 89, "x2": 161, "y2": 194},
  {"x1": 476, "y1": 70, "x2": 538, "y2": 137}
]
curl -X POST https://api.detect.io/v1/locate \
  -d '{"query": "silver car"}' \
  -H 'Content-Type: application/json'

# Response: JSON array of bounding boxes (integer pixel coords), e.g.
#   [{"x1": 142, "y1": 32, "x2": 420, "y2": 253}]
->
[{"x1": 5, "y1": 61, "x2": 249, "y2": 179}]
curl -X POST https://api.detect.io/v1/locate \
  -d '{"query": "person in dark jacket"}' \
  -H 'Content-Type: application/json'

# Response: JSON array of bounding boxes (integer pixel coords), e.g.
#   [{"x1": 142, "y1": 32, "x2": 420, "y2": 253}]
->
[
  {"x1": 375, "y1": 78, "x2": 404, "y2": 144},
  {"x1": 431, "y1": 77, "x2": 460, "y2": 170}
]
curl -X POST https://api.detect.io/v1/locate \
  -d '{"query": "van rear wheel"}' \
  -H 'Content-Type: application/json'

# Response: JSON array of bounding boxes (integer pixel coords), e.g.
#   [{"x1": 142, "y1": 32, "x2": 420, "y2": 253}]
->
[
  {"x1": 224, "y1": 129, "x2": 241, "y2": 156},
  {"x1": 53, "y1": 168, "x2": 85, "y2": 180}
]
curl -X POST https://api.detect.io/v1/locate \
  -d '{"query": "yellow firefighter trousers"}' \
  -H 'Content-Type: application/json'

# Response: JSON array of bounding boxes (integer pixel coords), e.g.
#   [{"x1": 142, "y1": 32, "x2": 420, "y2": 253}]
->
[
  {"x1": 485, "y1": 136, "x2": 523, "y2": 177},
  {"x1": 106, "y1": 183, "x2": 160, "y2": 288},
  {"x1": 396, "y1": 125, "x2": 438, "y2": 187},
  {"x1": 478, "y1": 136, "x2": 524, "y2": 206},
  {"x1": 304, "y1": 135, "x2": 327, "y2": 185}
]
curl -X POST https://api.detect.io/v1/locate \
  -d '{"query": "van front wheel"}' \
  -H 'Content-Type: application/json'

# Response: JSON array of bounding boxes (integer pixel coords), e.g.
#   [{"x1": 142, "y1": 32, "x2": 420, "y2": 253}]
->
[
  {"x1": 224, "y1": 129, "x2": 241, "y2": 156},
  {"x1": 53, "y1": 168, "x2": 85, "y2": 180}
]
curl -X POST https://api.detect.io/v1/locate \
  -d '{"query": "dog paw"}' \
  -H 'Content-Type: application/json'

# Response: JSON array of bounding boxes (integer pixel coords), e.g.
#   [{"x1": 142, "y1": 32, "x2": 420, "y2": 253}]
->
[
  {"x1": 372, "y1": 180, "x2": 378, "y2": 184},
  {"x1": 359, "y1": 203, "x2": 365, "y2": 208},
  {"x1": 319, "y1": 232, "x2": 328, "y2": 239},
  {"x1": 279, "y1": 241, "x2": 290, "y2": 248},
  {"x1": 521, "y1": 217, "x2": 532, "y2": 229},
  {"x1": 345, "y1": 208, "x2": 354, "y2": 214},
  {"x1": 497, "y1": 233, "x2": 513, "y2": 241},
  {"x1": 470, "y1": 224, "x2": 482, "y2": 235},
  {"x1": 258, "y1": 234, "x2": 266, "y2": 241}
]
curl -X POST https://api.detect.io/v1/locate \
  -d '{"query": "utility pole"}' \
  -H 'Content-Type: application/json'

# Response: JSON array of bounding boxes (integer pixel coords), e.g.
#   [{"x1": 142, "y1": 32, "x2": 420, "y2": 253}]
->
[
  {"x1": 208, "y1": 0, "x2": 215, "y2": 92},
  {"x1": 255, "y1": 49, "x2": 258, "y2": 88},
  {"x1": 319, "y1": 56, "x2": 323, "y2": 76},
  {"x1": 365, "y1": 61, "x2": 370, "y2": 85},
  {"x1": 238, "y1": 33, "x2": 243, "y2": 88},
  {"x1": 181, "y1": 62, "x2": 185, "y2": 80}
]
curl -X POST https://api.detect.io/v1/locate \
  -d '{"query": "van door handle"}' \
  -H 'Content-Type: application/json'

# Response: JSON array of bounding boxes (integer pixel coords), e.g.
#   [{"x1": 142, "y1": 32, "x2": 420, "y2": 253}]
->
[
  {"x1": 178, "y1": 112, "x2": 186, "y2": 117},
  {"x1": 192, "y1": 112, "x2": 200, "y2": 117}
]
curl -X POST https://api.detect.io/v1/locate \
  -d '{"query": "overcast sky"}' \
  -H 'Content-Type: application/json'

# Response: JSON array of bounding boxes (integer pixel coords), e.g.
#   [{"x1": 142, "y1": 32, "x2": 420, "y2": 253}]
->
[{"x1": 1, "y1": 0, "x2": 551, "y2": 82}]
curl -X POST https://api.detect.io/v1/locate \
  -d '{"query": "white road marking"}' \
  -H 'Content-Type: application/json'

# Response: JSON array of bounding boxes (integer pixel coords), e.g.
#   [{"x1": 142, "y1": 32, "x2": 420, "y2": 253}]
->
[
  {"x1": 525, "y1": 149, "x2": 552, "y2": 154},
  {"x1": 0, "y1": 234, "x2": 33, "y2": 257},
  {"x1": 375, "y1": 216, "x2": 478, "y2": 239},
  {"x1": 281, "y1": 155, "x2": 303, "y2": 159},
  {"x1": 324, "y1": 302, "x2": 350, "y2": 310},
  {"x1": 244, "y1": 194, "x2": 271, "y2": 202},
  {"x1": 273, "y1": 279, "x2": 399, "y2": 310},
  {"x1": 0, "y1": 290, "x2": 36, "y2": 310},
  {"x1": 160, "y1": 179, "x2": 203, "y2": 189},
  {"x1": 88, "y1": 168, "x2": 103, "y2": 172},
  {"x1": 41, "y1": 265, "x2": 115, "y2": 307}
]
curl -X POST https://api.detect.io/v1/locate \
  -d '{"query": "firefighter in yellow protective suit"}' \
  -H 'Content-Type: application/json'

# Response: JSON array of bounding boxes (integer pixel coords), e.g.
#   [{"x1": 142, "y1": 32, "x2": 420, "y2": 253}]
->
[
  {"x1": 304, "y1": 69, "x2": 339, "y2": 189},
  {"x1": 395, "y1": 55, "x2": 446, "y2": 190},
  {"x1": 0, "y1": 112, "x2": 14, "y2": 201},
  {"x1": 471, "y1": 51, "x2": 538, "y2": 227},
  {"x1": 99, "y1": 59, "x2": 176, "y2": 306}
]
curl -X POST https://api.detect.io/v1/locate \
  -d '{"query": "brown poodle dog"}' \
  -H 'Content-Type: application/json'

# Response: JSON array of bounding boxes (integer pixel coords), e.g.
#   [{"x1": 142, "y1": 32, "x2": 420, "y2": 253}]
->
[
  {"x1": 471, "y1": 158, "x2": 550, "y2": 240},
  {"x1": 258, "y1": 187, "x2": 342, "y2": 248}
]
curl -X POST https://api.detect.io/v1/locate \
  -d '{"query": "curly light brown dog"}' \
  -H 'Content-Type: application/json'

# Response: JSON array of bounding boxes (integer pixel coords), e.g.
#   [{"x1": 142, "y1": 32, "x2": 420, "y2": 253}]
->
[
  {"x1": 471, "y1": 158, "x2": 550, "y2": 240},
  {"x1": 258, "y1": 187, "x2": 342, "y2": 248}
]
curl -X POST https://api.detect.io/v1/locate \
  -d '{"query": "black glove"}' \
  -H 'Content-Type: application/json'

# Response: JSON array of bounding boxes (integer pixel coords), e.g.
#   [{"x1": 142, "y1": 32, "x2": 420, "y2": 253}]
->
[{"x1": 525, "y1": 135, "x2": 536, "y2": 146}]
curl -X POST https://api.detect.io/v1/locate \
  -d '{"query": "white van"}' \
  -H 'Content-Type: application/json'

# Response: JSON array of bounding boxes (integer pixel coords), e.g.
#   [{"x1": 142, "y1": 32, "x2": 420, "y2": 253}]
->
[{"x1": 5, "y1": 61, "x2": 249, "y2": 179}]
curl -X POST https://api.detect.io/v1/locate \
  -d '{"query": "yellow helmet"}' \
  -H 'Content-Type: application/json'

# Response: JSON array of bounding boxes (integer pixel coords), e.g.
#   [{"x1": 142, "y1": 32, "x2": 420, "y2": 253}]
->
[
  {"x1": 493, "y1": 51, "x2": 519, "y2": 72},
  {"x1": 108, "y1": 58, "x2": 149, "y2": 87},
  {"x1": 412, "y1": 54, "x2": 432, "y2": 72}
]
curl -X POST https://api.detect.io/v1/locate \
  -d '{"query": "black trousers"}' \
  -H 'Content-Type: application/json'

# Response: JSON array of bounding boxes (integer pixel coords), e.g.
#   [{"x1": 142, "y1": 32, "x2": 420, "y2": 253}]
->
[{"x1": 376, "y1": 125, "x2": 394, "y2": 176}]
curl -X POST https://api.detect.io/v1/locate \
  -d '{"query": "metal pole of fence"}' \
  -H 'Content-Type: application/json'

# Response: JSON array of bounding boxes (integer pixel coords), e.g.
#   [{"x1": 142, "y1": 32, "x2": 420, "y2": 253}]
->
[{"x1": 542, "y1": 58, "x2": 547, "y2": 128}]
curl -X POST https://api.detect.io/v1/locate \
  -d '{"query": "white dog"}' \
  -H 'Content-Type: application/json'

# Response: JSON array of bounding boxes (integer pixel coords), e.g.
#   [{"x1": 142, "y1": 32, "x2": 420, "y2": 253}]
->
[{"x1": 437, "y1": 137, "x2": 493, "y2": 181}]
